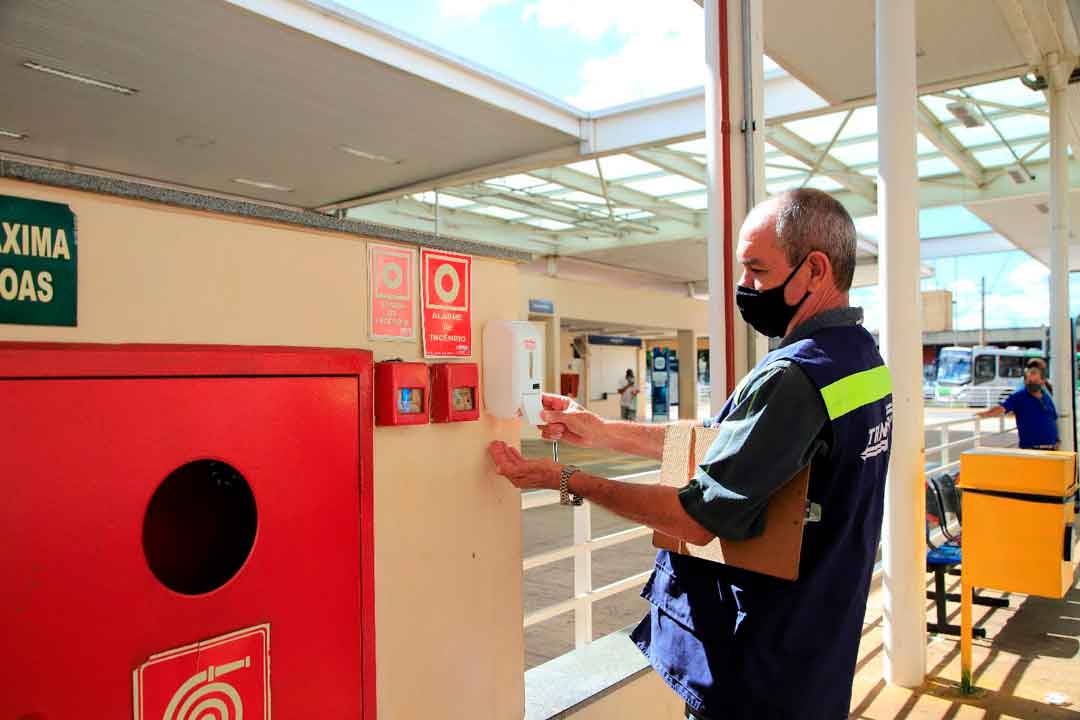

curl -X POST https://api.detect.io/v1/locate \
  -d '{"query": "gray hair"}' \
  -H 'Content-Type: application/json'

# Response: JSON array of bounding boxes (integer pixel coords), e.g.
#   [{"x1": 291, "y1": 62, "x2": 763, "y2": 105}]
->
[{"x1": 773, "y1": 189, "x2": 856, "y2": 291}]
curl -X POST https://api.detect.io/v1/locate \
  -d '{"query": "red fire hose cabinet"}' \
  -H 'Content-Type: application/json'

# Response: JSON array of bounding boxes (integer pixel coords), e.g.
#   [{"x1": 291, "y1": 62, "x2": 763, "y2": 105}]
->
[{"x1": 0, "y1": 343, "x2": 376, "y2": 720}]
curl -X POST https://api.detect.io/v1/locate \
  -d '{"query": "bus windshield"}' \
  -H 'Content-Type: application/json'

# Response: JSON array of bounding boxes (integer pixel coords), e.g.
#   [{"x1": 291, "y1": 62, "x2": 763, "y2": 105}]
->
[{"x1": 937, "y1": 350, "x2": 972, "y2": 385}]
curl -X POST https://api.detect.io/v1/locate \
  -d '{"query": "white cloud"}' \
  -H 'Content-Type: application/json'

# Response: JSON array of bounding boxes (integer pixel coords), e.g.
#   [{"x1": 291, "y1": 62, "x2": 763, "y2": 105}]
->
[
  {"x1": 1007, "y1": 258, "x2": 1049, "y2": 287},
  {"x1": 439, "y1": 0, "x2": 512, "y2": 19},
  {"x1": 521, "y1": 0, "x2": 705, "y2": 110},
  {"x1": 950, "y1": 278, "x2": 978, "y2": 297}
]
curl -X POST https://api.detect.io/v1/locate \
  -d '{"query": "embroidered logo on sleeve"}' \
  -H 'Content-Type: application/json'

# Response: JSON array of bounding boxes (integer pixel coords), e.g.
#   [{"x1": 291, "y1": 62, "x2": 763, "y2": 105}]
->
[{"x1": 861, "y1": 402, "x2": 893, "y2": 461}]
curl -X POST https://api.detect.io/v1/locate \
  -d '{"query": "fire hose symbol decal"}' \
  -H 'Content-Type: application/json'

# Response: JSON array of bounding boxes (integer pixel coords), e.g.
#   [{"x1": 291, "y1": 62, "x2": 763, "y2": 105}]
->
[{"x1": 162, "y1": 657, "x2": 250, "y2": 720}]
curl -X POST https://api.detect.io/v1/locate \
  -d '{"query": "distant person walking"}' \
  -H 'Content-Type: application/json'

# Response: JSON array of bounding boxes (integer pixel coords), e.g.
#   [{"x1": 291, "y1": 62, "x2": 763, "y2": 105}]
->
[
  {"x1": 617, "y1": 369, "x2": 639, "y2": 420},
  {"x1": 978, "y1": 359, "x2": 1058, "y2": 449}
]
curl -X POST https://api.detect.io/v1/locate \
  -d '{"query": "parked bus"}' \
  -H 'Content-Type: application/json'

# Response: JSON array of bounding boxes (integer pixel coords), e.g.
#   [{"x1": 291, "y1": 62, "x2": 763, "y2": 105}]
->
[{"x1": 933, "y1": 345, "x2": 1045, "y2": 406}]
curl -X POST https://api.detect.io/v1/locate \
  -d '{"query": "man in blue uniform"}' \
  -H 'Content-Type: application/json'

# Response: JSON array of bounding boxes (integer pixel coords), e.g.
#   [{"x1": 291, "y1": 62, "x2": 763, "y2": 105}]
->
[
  {"x1": 977, "y1": 360, "x2": 1058, "y2": 449},
  {"x1": 489, "y1": 189, "x2": 892, "y2": 719}
]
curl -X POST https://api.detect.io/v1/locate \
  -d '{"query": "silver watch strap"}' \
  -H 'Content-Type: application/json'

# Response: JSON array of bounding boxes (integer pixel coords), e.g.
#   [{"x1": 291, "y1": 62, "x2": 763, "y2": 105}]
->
[{"x1": 560, "y1": 465, "x2": 583, "y2": 506}]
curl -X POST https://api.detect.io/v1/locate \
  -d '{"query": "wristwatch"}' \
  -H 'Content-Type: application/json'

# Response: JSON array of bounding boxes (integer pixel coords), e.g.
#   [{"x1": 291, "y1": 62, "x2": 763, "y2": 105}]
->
[{"x1": 559, "y1": 464, "x2": 584, "y2": 506}]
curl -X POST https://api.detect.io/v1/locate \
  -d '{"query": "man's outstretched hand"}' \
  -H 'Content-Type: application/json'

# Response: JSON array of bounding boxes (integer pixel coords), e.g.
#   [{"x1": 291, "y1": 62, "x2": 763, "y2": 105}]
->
[
  {"x1": 488, "y1": 441, "x2": 560, "y2": 490},
  {"x1": 539, "y1": 394, "x2": 607, "y2": 448}
]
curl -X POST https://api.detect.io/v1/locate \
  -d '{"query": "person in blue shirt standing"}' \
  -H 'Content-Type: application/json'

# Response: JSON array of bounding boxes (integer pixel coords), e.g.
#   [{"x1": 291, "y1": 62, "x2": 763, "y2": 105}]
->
[
  {"x1": 977, "y1": 359, "x2": 1059, "y2": 449},
  {"x1": 488, "y1": 189, "x2": 892, "y2": 719}
]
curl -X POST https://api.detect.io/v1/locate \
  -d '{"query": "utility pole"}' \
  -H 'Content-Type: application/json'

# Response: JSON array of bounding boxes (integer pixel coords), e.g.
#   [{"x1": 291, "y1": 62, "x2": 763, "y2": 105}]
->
[{"x1": 979, "y1": 276, "x2": 986, "y2": 347}]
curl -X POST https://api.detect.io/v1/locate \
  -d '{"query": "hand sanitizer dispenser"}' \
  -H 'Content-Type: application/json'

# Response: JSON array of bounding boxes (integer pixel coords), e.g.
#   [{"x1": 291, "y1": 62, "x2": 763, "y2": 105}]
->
[{"x1": 483, "y1": 321, "x2": 544, "y2": 423}]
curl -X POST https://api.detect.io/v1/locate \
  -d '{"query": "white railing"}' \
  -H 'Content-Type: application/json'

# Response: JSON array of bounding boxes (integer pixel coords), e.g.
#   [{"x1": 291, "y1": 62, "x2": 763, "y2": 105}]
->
[
  {"x1": 924, "y1": 412, "x2": 1017, "y2": 479},
  {"x1": 521, "y1": 413, "x2": 1019, "y2": 656},
  {"x1": 521, "y1": 469, "x2": 657, "y2": 650}
]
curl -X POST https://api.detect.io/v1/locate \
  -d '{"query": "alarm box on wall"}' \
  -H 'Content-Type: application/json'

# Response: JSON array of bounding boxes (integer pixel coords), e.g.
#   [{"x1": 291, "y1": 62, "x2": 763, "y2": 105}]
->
[
  {"x1": 430, "y1": 362, "x2": 480, "y2": 423},
  {"x1": 375, "y1": 360, "x2": 430, "y2": 426}
]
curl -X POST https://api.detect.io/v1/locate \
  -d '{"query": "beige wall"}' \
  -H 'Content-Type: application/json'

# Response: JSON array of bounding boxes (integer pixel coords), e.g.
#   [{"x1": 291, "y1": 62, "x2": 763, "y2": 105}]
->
[
  {"x1": 0, "y1": 179, "x2": 523, "y2": 719},
  {"x1": 520, "y1": 273, "x2": 708, "y2": 335}
]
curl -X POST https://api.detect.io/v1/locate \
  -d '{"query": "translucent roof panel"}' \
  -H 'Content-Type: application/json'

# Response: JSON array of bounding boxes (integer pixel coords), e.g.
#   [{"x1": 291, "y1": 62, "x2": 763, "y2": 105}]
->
[
  {"x1": 622, "y1": 175, "x2": 705, "y2": 196},
  {"x1": 470, "y1": 206, "x2": 529, "y2": 221},
  {"x1": 965, "y1": 78, "x2": 1044, "y2": 108},
  {"x1": 667, "y1": 138, "x2": 709, "y2": 157},
  {"x1": 413, "y1": 191, "x2": 473, "y2": 208},
  {"x1": 566, "y1": 154, "x2": 663, "y2": 180},
  {"x1": 830, "y1": 140, "x2": 879, "y2": 167},
  {"x1": 484, "y1": 174, "x2": 549, "y2": 190},
  {"x1": 783, "y1": 112, "x2": 851, "y2": 145},
  {"x1": 837, "y1": 106, "x2": 878, "y2": 141},
  {"x1": 983, "y1": 113, "x2": 1049, "y2": 142},
  {"x1": 765, "y1": 163, "x2": 806, "y2": 179},
  {"x1": 921, "y1": 95, "x2": 958, "y2": 123},
  {"x1": 522, "y1": 218, "x2": 574, "y2": 231},
  {"x1": 917, "y1": 157, "x2": 960, "y2": 178},
  {"x1": 803, "y1": 176, "x2": 844, "y2": 192},
  {"x1": 972, "y1": 141, "x2": 1044, "y2": 168},
  {"x1": 916, "y1": 134, "x2": 937, "y2": 156},
  {"x1": 766, "y1": 177, "x2": 806, "y2": 195},
  {"x1": 555, "y1": 190, "x2": 607, "y2": 205},
  {"x1": 948, "y1": 122, "x2": 1006, "y2": 147},
  {"x1": 764, "y1": 144, "x2": 811, "y2": 167},
  {"x1": 670, "y1": 193, "x2": 708, "y2": 209}
]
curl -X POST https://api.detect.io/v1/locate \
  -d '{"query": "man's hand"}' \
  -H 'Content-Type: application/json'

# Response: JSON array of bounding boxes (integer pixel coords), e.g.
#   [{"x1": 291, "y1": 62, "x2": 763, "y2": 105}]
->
[
  {"x1": 488, "y1": 441, "x2": 561, "y2": 490},
  {"x1": 539, "y1": 393, "x2": 608, "y2": 448}
]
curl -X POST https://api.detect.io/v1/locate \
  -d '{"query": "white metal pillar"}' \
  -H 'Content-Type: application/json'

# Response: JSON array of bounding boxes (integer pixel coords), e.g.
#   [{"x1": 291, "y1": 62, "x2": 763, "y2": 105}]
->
[
  {"x1": 876, "y1": 0, "x2": 927, "y2": 687},
  {"x1": 705, "y1": 0, "x2": 764, "y2": 410},
  {"x1": 1048, "y1": 54, "x2": 1075, "y2": 452}
]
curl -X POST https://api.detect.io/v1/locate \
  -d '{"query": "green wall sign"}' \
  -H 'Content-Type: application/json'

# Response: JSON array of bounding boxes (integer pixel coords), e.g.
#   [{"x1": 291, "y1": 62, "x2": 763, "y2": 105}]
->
[{"x1": 0, "y1": 194, "x2": 77, "y2": 327}]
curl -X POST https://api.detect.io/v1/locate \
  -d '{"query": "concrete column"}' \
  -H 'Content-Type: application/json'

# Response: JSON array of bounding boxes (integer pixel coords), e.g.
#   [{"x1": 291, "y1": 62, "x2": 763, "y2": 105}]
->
[
  {"x1": 876, "y1": 0, "x2": 927, "y2": 687},
  {"x1": 678, "y1": 330, "x2": 698, "y2": 420},
  {"x1": 705, "y1": 0, "x2": 730, "y2": 410},
  {"x1": 1048, "y1": 54, "x2": 1075, "y2": 452},
  {"x1": 705, "y1": 0, "x2": 764, "y2": 407}
]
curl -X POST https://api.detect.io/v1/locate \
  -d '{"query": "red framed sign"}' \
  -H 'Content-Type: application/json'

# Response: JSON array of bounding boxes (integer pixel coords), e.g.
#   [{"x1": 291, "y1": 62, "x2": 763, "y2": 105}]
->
[
  {"x1": 369, "y1": 243, "x2": 416, "y2": 342},
  {"x1": 420, "y1": 248, "x2": 471, "y2": 358},
  {"x1": 134, "y1": 624, "x2": 271, "y2": 720}
]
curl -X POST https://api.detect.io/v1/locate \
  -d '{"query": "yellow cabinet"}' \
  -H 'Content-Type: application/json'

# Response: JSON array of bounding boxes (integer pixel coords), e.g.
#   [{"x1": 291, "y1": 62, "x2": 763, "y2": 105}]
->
[{"x1": 958, "y1": 447, "x2": 1077, "y2": 599}]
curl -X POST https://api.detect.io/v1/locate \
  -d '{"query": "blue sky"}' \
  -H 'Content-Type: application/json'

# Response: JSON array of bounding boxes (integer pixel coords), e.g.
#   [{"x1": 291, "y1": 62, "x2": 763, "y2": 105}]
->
[
  {"x1": 341, "y1": 0, "x2": 706, "y2": 110},
  {"x1": 851, "y1": 251, "x2": 1074, "y2": 333}
]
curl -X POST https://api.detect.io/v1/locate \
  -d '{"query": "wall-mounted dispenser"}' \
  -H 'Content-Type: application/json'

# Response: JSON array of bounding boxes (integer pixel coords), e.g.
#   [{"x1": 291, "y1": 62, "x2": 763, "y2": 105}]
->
[{"x1": 482, "y1": 321, "x2": 544, "y2": 423}]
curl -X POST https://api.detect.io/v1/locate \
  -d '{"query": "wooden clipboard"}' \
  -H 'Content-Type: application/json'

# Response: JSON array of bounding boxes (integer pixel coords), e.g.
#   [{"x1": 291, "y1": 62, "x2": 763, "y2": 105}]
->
[{"x1": 652, "y1": 423, "x2": 809, "y2": 580}]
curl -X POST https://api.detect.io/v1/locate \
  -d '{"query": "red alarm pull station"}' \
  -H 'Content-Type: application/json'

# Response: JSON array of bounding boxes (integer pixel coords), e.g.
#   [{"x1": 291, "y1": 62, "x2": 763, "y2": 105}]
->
[
  {"x1": 430, "y1": 362, "x2": 480, "y2": 423},
  {"x1": 375, "y1": 361, "x2": 430, "y2": 426}
]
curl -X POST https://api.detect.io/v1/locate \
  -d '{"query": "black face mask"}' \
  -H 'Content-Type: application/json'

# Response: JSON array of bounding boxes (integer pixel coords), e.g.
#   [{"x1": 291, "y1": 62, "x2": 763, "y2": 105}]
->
[{"x1": 735, "y1": 255, "x2": 811, "y2": 338}]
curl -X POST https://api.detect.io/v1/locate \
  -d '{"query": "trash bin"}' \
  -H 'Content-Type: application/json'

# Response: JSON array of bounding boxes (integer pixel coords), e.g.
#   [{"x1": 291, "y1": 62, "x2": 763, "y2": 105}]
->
[{"x1": 958, "y1": 447, "x2": 1077, "y2": 599}]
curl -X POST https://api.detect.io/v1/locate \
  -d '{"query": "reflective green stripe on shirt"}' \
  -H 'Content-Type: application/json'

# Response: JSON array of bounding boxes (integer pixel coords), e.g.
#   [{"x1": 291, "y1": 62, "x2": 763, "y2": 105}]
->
[{"x1": 819, "y1": 364, "x2": 892, "y2": 420}]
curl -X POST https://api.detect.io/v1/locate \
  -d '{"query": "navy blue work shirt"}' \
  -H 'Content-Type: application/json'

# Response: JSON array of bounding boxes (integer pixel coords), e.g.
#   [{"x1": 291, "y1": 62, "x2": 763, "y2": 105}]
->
[
  {"x1": 1001, "y1": 387, "x2": 1058, "y2": 448},
  {"x1": 632, "y1": 307, "x2": 893, "y2": 719}
]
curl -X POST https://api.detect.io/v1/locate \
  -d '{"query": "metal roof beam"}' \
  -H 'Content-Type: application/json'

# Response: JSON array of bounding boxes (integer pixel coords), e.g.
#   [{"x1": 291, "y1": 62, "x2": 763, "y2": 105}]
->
[
  {"x1": 346, "y1": 198, "x2": 556, "y2": 253},
  {"x1": 528, "y1": 167, "x2": 702, "y2": 225},
  {"x1": 830, "y1": 155, "x2": 1080, "y2": 219},
  {"x1": 628, "y1": 148, "x2": 708, "y2": 184},
  {"x1": 451, "y1": 184, "x2": 659, "y2": 235},
  {"x1": 916, "y1": 101, "x2": 987, "y2": 186},
  {"x1": 765, "y1": 126, "x2": 877, "y2": 202}
]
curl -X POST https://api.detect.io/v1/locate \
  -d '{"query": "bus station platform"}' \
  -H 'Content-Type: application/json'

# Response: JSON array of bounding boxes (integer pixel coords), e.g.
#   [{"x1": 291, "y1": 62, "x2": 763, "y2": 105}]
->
[{"x1": 851, "y1": 558, "x2": 1080, "y2": 718}]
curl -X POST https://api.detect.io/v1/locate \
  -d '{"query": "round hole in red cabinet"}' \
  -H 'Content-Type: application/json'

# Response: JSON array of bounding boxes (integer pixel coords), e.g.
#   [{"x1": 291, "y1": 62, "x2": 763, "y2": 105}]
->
[{"x1": 142, "y1": 460, "x2": 257, "y2": 595}]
